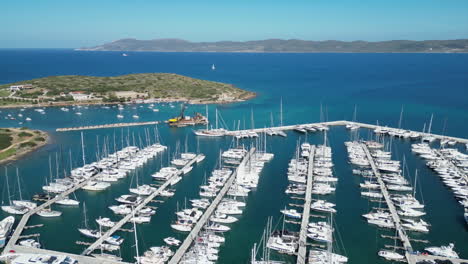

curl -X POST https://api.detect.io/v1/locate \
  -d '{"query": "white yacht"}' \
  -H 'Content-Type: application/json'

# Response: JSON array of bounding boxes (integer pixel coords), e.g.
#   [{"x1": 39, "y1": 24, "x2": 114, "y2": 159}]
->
[
  {"x1": 378, "y1": 250, "x2": 404, "y2": 261},
  {"x1": 425, "y1": 243, "x2": 459, "y2": 258},
  {"x1": 96, "y1": 217, "x2": 115, "y2": 228},
  {"x1": 55, "y1": 196, "x2": 79, "y2": 206},
  {"x1": 280, "y1": 208, "x2": 301, "y2": 219},
  {"x1": 210, "y1": 212, "x2": 238, "y2": 224},
  {"x1": 19, "y1": 239, "x2": 41, "y2": 248},
  {"x1": 164, "y1": 237, "x2": 181, "y2": 246},
  {"x1": 0, "y1": 216, "x2": 15, "y2": 248},
  {"x1": 36, "y1": 208, "x2": 62, "y2": 217}
]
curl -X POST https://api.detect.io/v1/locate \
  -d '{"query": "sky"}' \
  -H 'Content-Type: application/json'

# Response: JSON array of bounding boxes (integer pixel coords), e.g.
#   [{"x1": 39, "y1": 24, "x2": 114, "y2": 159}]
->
[{"x1": 1, "y1": 0, "x2": 468, "y2": 48}]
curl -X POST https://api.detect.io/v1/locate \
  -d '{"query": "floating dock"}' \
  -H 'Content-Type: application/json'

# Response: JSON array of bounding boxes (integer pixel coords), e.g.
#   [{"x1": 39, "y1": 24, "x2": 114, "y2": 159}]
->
[
  {"x1": 82, "y1": 154, "x2": 201, "y2": 256},
  {"x1": 4, "y1": 171, "x2": 106, "y2": 252},
  {"x1": 5, "y1": 245, "x2": 129, "y2": 264},
  {"x1": 168, "y1": 148, "x2": 255, "y2": 264},
  {"x1": 227, "y1": 120, "x2": 468, "y2": 144},
  {"x1": 362, "y1": 143, "x2": 415, "y2": 264},
  {"x1": 56, "y1": 121, "x2": 160, "y2": 132},
  {"x1": 296, "y1": 146, "x2": 315, "y2": 264}
]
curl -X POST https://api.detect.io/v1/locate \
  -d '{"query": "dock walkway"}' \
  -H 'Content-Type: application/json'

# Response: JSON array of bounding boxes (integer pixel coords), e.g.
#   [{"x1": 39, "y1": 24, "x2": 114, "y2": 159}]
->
[
  {"x1": 362, "y1": 143, "x2": 416, "y2": 264},
  {"x1": 82, "y1": 155, "x2": 201, "y2": 256},
  {"x1": 6, "y1": 245, "x2": 129, "y2": 264},
  {"x1": 4, "y1": 171, "x2": 106, "y2": 252},
  {"x1": 297, "y1": 146, "x2": 315, "y2": 264},
  {"x1": 168, "y1": 148, "x2": 255, "y2": 264},
  {"x1": 226, "y1": 120, "x2": 468, "y2": 144},
  {"x1": 56, "y1": 121, "x2": 160, "y2": 132}
]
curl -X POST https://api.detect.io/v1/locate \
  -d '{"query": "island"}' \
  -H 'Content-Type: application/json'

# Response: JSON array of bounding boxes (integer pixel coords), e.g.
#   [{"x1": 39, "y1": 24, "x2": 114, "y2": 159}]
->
[
  {"x1": 77, "y1": 38, "x2": 468, "y2": 53},
  {"x1": 0, "y1": 73, "x2": 256, "y2": 108},
  {"x1": 0, "y1": 128, "x2": 48, "y2": 163}
]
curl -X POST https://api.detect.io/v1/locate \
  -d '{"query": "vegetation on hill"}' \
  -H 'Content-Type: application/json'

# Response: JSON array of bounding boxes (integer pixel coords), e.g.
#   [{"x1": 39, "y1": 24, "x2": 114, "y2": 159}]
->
[
  {"x1": 78, "y1": 38, "x2": 468, "y2": 53},
  {"x1": 0, "y1": 73, "x2": 255, "y2": 104},
  {"x1": 0, "y1": 128, "x2": 48, "y2": 163}
]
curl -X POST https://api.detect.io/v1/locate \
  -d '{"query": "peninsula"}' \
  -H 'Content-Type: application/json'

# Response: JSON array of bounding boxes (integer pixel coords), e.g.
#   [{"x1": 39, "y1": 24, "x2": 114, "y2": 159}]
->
[
  {"x1": 78, "y1": 38, "x2": 468, "y2": 53},
  {"x1": 0, "y1": 127, "x2": 48, "y2": 164},
  {"x1": 0, "y1": 73, "x2": 255, "y2": 107}
]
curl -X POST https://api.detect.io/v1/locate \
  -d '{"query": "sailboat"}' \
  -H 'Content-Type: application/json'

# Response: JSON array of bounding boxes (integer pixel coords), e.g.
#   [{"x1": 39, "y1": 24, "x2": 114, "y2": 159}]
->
[
  {"x1": 308, "y1": 213, "x2": 348, "y2": 263},
  {"x1": 1, "y1": 167, "x2": 29, "y2": 215},
  {"x1": 378, "y1": 230, "x2": 404, "y2": 261},
  {"x1": 346, "y1": 105, "x2": 359, "y2": 130},
  {"x1": 422, "y1": 114, "x2": 436, "y2": 142},
  {"x1": 78, "y1": 202, "x2": 101, "y2": 238},
  {"x1": 194, "y1": 108, "x2": 227, "y2": 137},
  {"x1": 12, "y1": 168, "x2": 37, "y2": 210},
  {"x1": 211, "y1": 64, "x2": 216, "y2": 70}
]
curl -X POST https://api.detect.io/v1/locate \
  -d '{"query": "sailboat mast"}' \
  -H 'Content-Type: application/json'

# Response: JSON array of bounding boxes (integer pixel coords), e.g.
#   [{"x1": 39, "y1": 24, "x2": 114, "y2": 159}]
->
[
  {"x1": 280, "y1": 97, "x2": 283, "y2": 127},
  {"x1": 16, "y1": 167, "x2": 22, "y2": 200},
  {"x1": 215, "y1": 108, "x2": 218, "y2": 130},
  {"x1": 133, "y1": 208, "x2": 140, "y2": 263},
  {"x1": 81, "y1": 132, "x2": 86, "y2": 166},
  {"x1": 5, "y1": 167, "x2": 11, "y2": 205},
  {"x1": 428, "y1": 114, "x2": 433, "y2": 134},
  {"x1": 413, "y1": 169, "x2": 418, "y2": 197},
  {"x1": 205, "y1": 105, "x2": 209, "y2": 130},
  {"x1": 398, "y1": 106, "x2": 404, "y2": 129}
]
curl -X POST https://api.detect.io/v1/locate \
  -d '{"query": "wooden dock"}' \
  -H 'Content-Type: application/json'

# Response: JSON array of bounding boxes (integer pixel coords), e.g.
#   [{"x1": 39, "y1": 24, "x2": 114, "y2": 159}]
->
[
  {"x1": 82, "y1": 154, "x2": 201, "y2": 256},
  {"x1": 362, "y1": 143, "x2": 416, "y2": 264},
  {"x1": 297, "y1": 146, "x2": 315, "y2": 264},
  {"x1": 168, "y1": 148, "x2": 255, "y2": 264},
  {"x1": 56, "y1": 121, "x2": 160, "y2": 132}
]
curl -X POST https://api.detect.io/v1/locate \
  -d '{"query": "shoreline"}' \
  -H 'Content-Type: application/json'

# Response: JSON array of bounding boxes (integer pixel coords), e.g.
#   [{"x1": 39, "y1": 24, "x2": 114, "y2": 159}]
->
[
  {"x1": 0, "y1": 93, "x2": 257, "y2": 110},
  {"x1": 0, "y1": 129, "x2": 49, "y2": 164}
]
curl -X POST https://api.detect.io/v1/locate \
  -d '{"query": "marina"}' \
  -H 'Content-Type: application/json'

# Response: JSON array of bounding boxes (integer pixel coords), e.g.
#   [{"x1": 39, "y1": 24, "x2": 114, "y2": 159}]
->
[{"x1": 0, "y1": 51, "x2": 467, "y2": 264}]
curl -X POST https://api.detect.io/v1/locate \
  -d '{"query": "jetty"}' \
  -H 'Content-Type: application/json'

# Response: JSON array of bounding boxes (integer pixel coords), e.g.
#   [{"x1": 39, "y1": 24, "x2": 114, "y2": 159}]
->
[
  {"x1": 56, "y1": 121, "x2": 160, "y2": 132},
  {"x1": 5, "y1": 245, "x2": 129, "y2": 264},
  {"x1": 4, "y1": 171, "x2": 106, "y2": 252},
  {"x1": 296, "y1": 146, "x2": 315, "y2": 264},
  {"x1": 226, "y1": 120, "x2": 468, "y2": 144},
  {"x1": 168, "y1": 148, "x2": 255, "y2": 264},
  {"x1": 82, "y1": 154, "x2": 201, "y2": 256},
  {"x1": 362, "y1": 143, "x2": 415, "y2": 264}
]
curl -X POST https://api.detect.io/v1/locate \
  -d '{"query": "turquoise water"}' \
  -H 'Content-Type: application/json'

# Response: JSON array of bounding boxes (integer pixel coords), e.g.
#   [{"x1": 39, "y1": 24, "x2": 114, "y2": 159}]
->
[{"x1": 0, "y1": 50, "x2": 467, "y2": 263}]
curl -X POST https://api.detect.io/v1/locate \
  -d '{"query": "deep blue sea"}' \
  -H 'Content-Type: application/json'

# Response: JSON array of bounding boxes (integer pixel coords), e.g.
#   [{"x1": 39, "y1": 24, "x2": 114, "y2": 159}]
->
[{"x1": 0, "y1": 49, "x2": 467, "y2": 263}]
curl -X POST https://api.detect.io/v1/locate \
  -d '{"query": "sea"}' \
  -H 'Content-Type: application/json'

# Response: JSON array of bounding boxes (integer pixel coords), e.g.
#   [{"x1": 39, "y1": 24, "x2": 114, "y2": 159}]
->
[{"x1": 0, "y1": 49, "x2": 467, "y2": 263}]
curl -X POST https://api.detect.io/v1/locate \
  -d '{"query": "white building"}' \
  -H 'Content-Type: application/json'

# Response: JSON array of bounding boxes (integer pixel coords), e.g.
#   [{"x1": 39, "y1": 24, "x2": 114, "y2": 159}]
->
[{"x1": 69, "y1": 91, "x2": 91, "y2": 101}]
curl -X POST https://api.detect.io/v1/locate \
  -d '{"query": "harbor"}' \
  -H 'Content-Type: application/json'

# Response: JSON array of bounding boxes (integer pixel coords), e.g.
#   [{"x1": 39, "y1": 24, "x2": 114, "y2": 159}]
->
[{"x1": 1, "y1": 106, "x2": 467, "y2": 264}]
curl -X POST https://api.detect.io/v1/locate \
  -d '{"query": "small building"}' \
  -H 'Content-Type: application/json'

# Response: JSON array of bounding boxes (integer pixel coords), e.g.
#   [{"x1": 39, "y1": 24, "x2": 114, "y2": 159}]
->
[
  {"x1": 114, "y1": 91, "x2": 148, "y2": 99},
  {"x1": 9, "y1": 84, "x2": 33, "y2": 91},
  {"x1": 69, "y1": 91, "x2": 91, "y2": 101}
]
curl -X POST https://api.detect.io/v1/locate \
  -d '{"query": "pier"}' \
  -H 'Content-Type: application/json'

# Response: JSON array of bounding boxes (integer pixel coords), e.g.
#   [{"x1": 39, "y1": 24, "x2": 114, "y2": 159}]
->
[
  {"x1": 82, "y1": 154, "x2": 201, "y2": 256},
  {"x1": 226, "y1": 120, "x2": 468, "y2": 144},
  {"x1": 296, "y1": 146, "x2": 315, "y2": 264},
  {"x1": 56, "y1": 121, "x2": 160, "y2": 132},
  {"x1": 362, "y1": 143, "x2": 415, "y2": 264},
  {"x1": 168, "y1": 148, "x2": 255, "y2": 264},
  {"x1": 4, "y1": 171, "x2": 107, "y2": 252},
  {"x1": 5, "y1": 245, "x2": 129, "y2": 264}
]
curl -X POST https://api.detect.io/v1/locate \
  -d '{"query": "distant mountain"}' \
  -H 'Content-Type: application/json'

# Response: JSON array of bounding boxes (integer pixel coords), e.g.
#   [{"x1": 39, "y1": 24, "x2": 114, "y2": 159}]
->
[{"x1": 78, "y1": 38, "x2": 468, "y2": 53}]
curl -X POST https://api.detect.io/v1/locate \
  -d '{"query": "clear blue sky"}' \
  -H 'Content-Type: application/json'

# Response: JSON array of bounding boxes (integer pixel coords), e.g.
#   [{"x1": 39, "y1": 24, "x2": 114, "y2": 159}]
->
[{"x1": 2, "y1": 0, "x2": 468, "y2": 48}]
